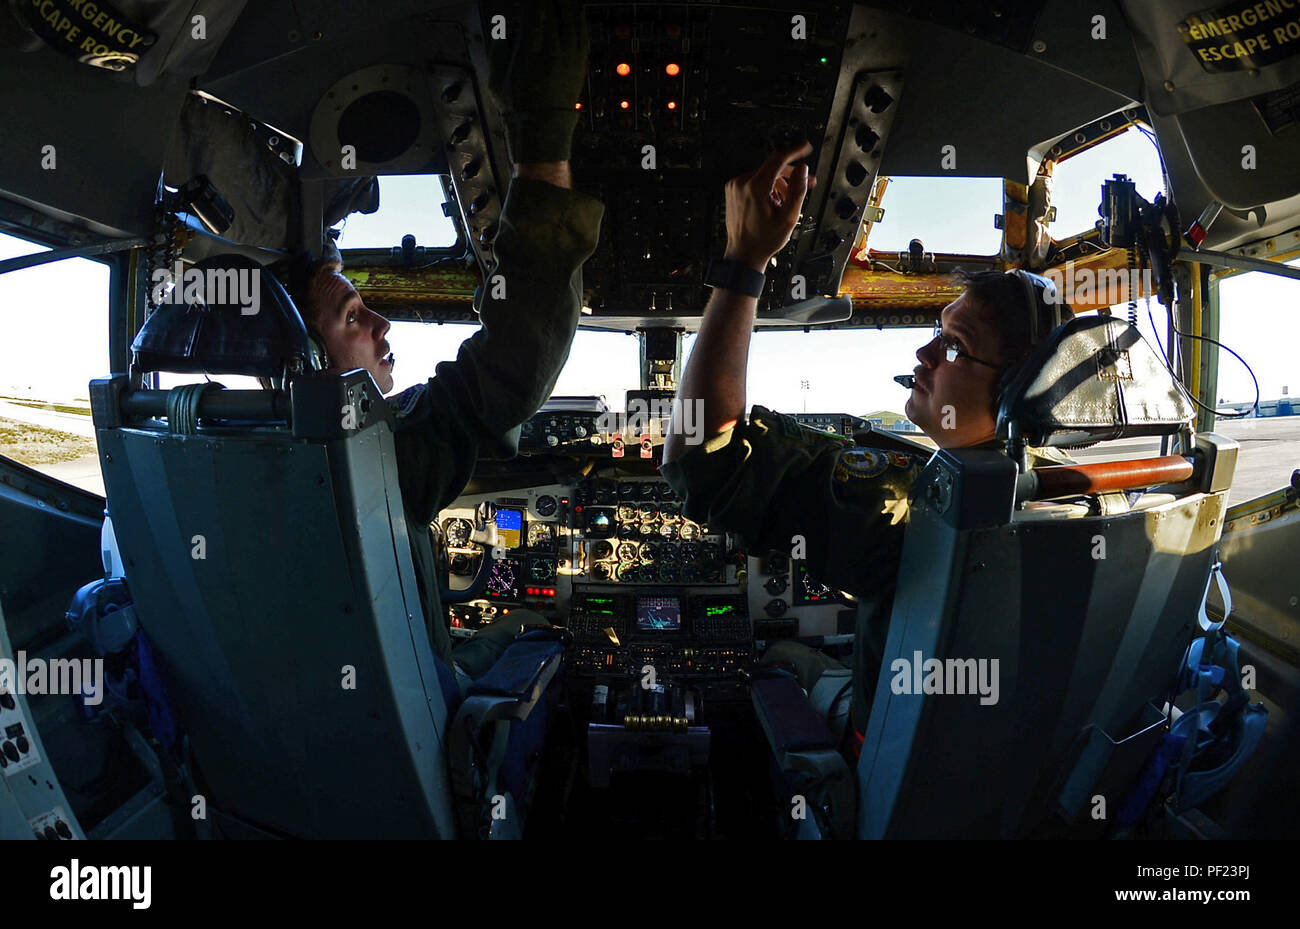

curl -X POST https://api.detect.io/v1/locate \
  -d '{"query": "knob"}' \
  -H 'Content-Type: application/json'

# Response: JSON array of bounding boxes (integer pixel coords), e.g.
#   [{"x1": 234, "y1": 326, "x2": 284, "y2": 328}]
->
[
  {"x1": 575, "y1": 425, "x2": 588, "y2": 437},
  {"x1": 547, "y1": 435, "x2": 559, "y2": 447}
]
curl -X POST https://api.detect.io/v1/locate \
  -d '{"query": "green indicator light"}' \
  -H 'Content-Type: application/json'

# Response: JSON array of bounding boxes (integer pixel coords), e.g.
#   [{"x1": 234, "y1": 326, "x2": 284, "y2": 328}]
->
[{"x1": 819, "y1": 56, "x2": 828, "y2": 64}]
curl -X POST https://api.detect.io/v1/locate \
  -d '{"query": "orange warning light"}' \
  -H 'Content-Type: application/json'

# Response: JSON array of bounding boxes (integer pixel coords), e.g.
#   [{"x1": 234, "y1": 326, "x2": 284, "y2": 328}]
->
[
  {"x1": 616, "y1": 62, "x2": 632, "y2": 76},
  {"x1": 665, "y1": 62, "x2": 681, "y2": 76}
]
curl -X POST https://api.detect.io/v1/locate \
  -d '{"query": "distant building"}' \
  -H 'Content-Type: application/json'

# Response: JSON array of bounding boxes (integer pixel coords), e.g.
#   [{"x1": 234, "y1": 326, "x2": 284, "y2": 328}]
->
[
  {"x1": 1218, "y1": 387, "x2": 1296, "y2": 418},
  {"x1": 862, "y1": 410, "x2": 921, "y2": 432}
]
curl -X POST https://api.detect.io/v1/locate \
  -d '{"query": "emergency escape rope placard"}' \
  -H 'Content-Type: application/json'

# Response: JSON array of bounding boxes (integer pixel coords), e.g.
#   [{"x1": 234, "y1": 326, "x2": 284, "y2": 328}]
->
[{"x1": 20, "y1": 0, "x2": 156, "y2": 71}]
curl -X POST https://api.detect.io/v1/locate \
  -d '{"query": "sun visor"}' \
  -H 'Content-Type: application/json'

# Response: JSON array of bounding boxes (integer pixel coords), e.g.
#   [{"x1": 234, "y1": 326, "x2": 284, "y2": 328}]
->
[{"x1": 1122, "y1": 0, "x2": 1300, "y2": 116}]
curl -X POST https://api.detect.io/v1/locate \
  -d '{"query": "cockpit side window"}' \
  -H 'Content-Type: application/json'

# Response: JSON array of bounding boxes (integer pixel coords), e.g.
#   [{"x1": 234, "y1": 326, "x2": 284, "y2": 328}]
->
[
  {"x1": 0, "y1": 233, "x2": 109, "y2": 496},
  {"x1": 335, "y1": 175, "x2": 459, "y2": 252}
]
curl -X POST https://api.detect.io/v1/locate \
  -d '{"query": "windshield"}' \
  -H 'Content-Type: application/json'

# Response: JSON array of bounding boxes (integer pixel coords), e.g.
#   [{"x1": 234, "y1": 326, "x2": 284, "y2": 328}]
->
[
  {"x1": 685, "y1": 328, "x2": 928, "y2": 421},
  {"x1": 387, "y1": 322, "x2": 640, "y2": 408}
]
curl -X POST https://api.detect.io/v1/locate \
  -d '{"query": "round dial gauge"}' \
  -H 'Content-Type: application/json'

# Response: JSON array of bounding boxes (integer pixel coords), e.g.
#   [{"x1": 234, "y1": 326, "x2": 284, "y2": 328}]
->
[
  {"x1": 681, "y1": 565, "x2": 701, "y2": 583},
  {"x1": 617, "y1": 542, "x2": 639, "y2": 563},
  {"x1": 591, "y1": 540, "x2": 613, "y2": 561},
  {"x1": 617, "y1": 503, "x2": 637, "y2": 522},
  {"x1": 658, "y1": 564, "x2": 680, "y2": 583},
  {"x1": 659, "y1": 502, "x2": 680, "y2": 520},
  {"x1": 528, "y1": 523, "x2": 555, "y2": 548},
  {"x1": 530, "y1": 557, "x2": 556, "y2": 581},
  {"x1": 679, "y1": 542, "x2": 700, "y2": 562},
  {"x1": 535, "y1": 495, "x2": 558, "y2": 517},
  {"x1": 636, "y1": 502, "x2": 657, "y2": 520},
  {"x1": 638, "y1": 522, "x2": 657, "y2": 536},
  {"x1": 442, "y1": 517, "x2": 473, "y2": 548},
  {"x1": 679, "y1": 521, "x2": 701, "y2": 541},
  {"x1": 658, "y1": 522, "x2": 678, "y2": 540},
  {"x1": 639, "y1": 544, "x2": 658, "y2": 565}
]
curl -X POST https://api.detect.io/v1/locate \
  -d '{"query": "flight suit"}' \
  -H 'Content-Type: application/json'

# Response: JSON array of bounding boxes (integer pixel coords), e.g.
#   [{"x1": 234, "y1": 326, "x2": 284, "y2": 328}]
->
[
  {"x1": 661, "y1": 405, "x2": 925, "y2": 740},
  {"x1": 661, "y1": 404, "x2": 1066, "y2": 745},
  {"x1": 385, "y1": 177, "x2": 603, "y2": 680}
]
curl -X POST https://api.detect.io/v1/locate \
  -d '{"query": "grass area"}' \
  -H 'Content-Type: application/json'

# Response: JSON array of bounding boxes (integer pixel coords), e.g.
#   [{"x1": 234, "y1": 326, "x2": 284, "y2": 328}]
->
[
  {"x1": 0, "y1": 396, "x2": 92, "y2": 416},
  {"x1": 0, "y1": 417, "x2": 97, "y2": 466}
]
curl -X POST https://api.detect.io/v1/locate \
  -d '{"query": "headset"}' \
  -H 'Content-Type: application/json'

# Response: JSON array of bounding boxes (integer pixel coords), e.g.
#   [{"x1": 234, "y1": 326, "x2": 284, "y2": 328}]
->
[
  {"x1": 994, "y1": 268, "x2": 1072, "y2": 401},
  {"x1": 269, "y1": 251, "x2": 332, "y2": 372}
]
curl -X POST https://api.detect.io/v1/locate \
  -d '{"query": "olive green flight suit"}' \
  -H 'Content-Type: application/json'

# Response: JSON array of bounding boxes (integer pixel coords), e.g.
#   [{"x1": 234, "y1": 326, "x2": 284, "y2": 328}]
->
[{"x1": 387, "y1": 178, "x2": 603, "y2": 679}]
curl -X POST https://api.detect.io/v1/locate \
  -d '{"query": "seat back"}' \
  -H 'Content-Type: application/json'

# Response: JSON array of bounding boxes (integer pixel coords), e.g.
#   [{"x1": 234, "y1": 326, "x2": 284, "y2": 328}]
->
[
  {"x1": 90, "y1": 255, "x2": 457, "y2": 838},
  {"x1": 859, "y1": 314, "x2": 1236, "y2": 838}
]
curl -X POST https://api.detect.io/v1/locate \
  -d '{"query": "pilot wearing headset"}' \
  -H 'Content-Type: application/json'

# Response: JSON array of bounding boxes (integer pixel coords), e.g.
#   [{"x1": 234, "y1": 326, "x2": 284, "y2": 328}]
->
[
  {"x1": 662, "y1": 143, "x2": 1071, "y2": 752},
  {"x1": 280, "y1": 0, "x2": 601, "y2": 686}
]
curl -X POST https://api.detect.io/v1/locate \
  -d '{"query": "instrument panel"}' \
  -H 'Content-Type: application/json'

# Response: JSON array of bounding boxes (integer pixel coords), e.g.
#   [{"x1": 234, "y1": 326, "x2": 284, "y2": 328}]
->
[{"x1": 438, "y1": 474, "x2": 854, "y2": 680}]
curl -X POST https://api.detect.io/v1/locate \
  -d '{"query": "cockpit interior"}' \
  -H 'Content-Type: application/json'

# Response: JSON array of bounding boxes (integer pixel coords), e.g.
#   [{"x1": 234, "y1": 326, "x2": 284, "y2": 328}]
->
[{"x1": 0, "y1": 0, "x2": 1297, "y2": 847}]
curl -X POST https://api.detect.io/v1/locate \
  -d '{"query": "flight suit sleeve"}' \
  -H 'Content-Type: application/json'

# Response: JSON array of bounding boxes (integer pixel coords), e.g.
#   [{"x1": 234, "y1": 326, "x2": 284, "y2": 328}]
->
[
  {"x1": 660, "y1": 405, "x2": 928, "y2": 597},
  {"x1": 392, "y1": 178, "x2": 604, "y2": 524}
]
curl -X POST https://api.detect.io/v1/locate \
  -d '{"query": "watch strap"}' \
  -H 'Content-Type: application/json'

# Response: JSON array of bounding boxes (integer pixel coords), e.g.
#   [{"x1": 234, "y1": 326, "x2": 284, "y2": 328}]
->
[{"x1": 704, "y1": 258, "x2": 766, "y2": 298}]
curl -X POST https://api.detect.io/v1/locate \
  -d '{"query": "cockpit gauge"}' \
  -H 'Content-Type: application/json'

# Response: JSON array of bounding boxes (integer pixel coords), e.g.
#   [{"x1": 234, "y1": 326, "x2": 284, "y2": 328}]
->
[
  {"x1": 486, "y1": 559, "x2": 520, "y2": 599},
  {"x1": 529, "y1": 557, "x2": 557, "y2": 582},
  {"x1": 617, "y1": 542, "x2": 639, "y2": 563},
  {"x1": 681, "y1": 564, "x2": 701, "y2": 583},
  {"x1": 658, "y1": 564, "x2": 680, "y2": 583},
  {"x1": 443, "y1": 517, "x2": 473, "y2": 548},
  {"x1": 700, "y1": 541, "x2": 722, "y2": 561},
  {"x1": 591, "y1": 540, "x2": 614, "y2": 561},
  {"x1": 679, "y1": 521, "x2": 701, "y2": 541},
  {"x1": 618, "y1": 524, "x2": 639, "y2": 541},
  {"x1": 639, "y1": 543, "x2": 658, "y2": 565},
  {"x1": 659, "y1": 522, "x2": 679, "y2": 540},
  {"x1": 764, "y1": 599, "x2": 788, "y2": 618},
  {"x1": 659, "y1": 502, "x2": 680, "y2": 520},
  {"x1": 614, "y1": 562, "x2": 636, "y2": 582},
  {"x1": 535, "y1": 495, "x2": 558, "y2": 517},
  {"x1": 617, "y1": 503, "x2": 637, "y2": 521},
  {"x1": 638, "y1": 521, "x2": 657, "y2": 536},
  {"x1": 528, "y1": 522, "x2": 556, "y2": 549},
  {"x1": 636, "y1": 502, "x2": 657, "y2": 520},
  {"x1": 679, "y1": 542, "x2": 700, "y2": 562},
  {"x1": 764, "y1": 575, "x2": 789, "y2": 596},
  {"x1": 618, "y1": 482, "x2": 637, "y2": 501}
]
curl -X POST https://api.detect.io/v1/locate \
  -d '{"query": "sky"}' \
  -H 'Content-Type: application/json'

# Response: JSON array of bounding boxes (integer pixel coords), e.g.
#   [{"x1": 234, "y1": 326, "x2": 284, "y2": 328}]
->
[{"x1": 1, "y1": 127, "x2": 1294, "y2": 413}]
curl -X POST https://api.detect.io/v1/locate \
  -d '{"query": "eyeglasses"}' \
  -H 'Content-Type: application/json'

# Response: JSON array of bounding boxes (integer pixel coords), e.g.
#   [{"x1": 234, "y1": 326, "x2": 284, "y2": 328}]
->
[{"x1": 931, "y1": 322, "x2": 1002, "y2": 370}]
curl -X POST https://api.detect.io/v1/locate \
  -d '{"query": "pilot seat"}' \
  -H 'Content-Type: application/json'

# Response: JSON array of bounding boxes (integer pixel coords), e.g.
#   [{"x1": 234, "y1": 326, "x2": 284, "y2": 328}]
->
[{"x1": 88, "y1": 254, "x2": 563, "y2": 839}]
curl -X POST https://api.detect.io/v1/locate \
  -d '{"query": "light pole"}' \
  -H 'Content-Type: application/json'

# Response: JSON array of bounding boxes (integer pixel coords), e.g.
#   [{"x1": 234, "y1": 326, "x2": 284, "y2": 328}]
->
[{"x1": 800, "y1": 379, "x2": 809, "y2": 413}]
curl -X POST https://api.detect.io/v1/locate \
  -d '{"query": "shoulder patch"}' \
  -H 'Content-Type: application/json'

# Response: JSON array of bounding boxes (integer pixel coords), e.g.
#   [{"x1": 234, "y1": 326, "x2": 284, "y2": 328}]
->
[
  {"x1": 834, "y1": 447, "x2": 890, "y2": 481},
  {"x1": 389, "y1": 383, "x2": 427, "y2": 419}
]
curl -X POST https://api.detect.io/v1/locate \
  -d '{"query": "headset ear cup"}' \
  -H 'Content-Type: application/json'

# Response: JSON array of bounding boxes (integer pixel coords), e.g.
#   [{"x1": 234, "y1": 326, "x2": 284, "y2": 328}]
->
[{"x1": 307, "y1": 331, "x2": 330, "y2": 371}]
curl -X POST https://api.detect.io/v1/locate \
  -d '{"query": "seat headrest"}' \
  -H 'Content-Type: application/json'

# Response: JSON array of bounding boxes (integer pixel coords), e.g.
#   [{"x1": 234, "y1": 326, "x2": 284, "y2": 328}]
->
[
  {"x1": 997, "y1": 315, "x2": 1194, "y2": 447},
  {"x1": 131, "y1": 254, "x2": 317, "y2": 378}
]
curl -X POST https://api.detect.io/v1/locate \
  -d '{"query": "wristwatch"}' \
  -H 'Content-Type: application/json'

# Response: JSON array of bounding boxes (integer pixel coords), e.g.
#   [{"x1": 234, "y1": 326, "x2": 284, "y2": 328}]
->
[{"x1": 704, "y1": 258, "x2": 766, "y2": 298}]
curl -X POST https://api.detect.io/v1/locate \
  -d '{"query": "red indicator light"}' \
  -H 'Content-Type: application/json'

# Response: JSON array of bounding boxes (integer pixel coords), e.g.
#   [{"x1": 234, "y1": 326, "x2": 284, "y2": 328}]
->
[
  {"x1": 616, "y1": 62, "x2": 631, "y2": 76},
  {"x1": 619, "y1": 99, "x2": 630, "y2": 110},
  {"x1": 575, "y1": 102, "x2": 582, "y2": 110},
  {"x1": 665, "y1": 62, "x2": 681, "y2": 76},
  {"x1": 667, "y1": 100, "x2": 677, "y2": 110}
]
